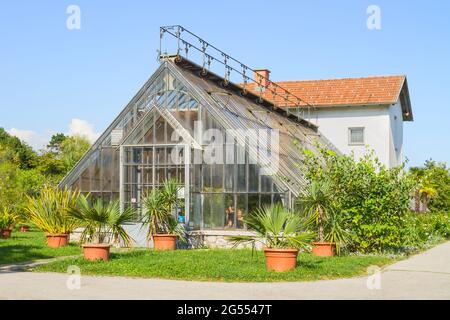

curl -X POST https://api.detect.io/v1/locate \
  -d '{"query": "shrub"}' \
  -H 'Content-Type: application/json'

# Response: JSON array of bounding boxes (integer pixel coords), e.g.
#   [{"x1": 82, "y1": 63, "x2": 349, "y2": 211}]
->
[
  {"x1": 401, "y1": 211, "x2": 450, "y2": 251},
  {"x1": 298, "y1": 145, "x2": 414, "y2": 253}
]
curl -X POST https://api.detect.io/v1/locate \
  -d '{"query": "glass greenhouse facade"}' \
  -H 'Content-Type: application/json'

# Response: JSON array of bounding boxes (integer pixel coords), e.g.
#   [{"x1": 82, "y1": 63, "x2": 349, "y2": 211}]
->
[{"x1": 60, "y1": 57, "x2": 334, "y2": 233}]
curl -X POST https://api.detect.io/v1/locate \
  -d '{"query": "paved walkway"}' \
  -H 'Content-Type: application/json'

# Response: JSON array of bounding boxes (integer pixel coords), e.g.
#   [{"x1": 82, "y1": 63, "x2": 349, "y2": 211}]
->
[{"x1": 1, "y1": 241, "x2": 450, "y2": 300}]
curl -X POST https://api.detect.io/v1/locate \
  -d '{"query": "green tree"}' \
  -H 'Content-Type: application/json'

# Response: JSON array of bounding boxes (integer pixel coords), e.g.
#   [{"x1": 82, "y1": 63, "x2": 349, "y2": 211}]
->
[
  {"x1": 60, "y1": 135, "x2": 91, "y2": 171},
  {"x1": 47, "y1": 133, "x2": 68, "y2": 154},
  {"x1": 0, "y1": 128, "x2": 37, "y2": 169},
  {"x1": 410, "y1": 160, "x2": 450, "y2": 212}
]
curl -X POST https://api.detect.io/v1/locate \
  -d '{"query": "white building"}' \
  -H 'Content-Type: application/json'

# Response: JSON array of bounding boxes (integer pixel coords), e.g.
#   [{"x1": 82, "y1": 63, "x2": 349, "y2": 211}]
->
[{"x1": 250, "y1": 71, "x2": 413, "y2": 168}]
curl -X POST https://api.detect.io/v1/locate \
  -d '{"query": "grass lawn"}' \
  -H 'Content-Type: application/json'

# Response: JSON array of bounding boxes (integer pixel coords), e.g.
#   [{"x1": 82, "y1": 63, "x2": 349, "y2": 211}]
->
[
  {"x1": 33, "y1": 248, "x2": 397, "y2": 282},
  {"x1": 0, "y1": 228, "x2": 82, "y2": 266}
]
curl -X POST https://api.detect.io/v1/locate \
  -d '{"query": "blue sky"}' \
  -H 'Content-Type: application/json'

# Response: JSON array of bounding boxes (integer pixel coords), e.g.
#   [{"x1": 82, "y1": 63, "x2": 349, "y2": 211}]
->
[{"x1": 0, "y1": 1, "x2": 449, "y2": 167}]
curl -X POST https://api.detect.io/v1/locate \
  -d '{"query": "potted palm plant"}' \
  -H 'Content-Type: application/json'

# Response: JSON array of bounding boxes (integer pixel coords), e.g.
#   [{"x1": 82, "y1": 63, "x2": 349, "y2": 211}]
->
[
  {"x1": 0, "y1": 207, "x2": 17, "y2": 239},
  {"x1": 69, "y1": 196, "x2": 135, "y2": 261},
  {"x1": 299, "y1": 180, "x2": 349, "y2": 256},
  {"x1": 228, "y1": 204, "x2": 316, "y2": 272},
  {"x1": 25, "y1": 187, "x2": 80, "y2": 248},
  {"x1": 141, "y1": 179, "x2": 186, "y2": 250}
]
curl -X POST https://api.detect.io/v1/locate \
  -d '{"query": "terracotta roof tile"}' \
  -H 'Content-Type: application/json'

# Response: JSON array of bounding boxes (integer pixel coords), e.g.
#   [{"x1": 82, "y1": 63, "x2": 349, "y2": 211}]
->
[{"x1": 244, "y1": 75, "x2": 406, "y2": 108}]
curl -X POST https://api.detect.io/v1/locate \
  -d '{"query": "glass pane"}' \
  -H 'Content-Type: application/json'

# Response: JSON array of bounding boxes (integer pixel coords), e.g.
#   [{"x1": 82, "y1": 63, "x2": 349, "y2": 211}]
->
[
  {"x1": 248, "y1": 194, "x2": 259, "y2": 216},
  {"x1": 156, "y1": 167, "x2": 165, "y2": 183},
  {"x1": 142, "y1": 167, "x2": 153, "y2": 185},
  {"x1": 202, "y1": 193, "x2": 225, "y2": 229},
  {"x1": 193, "y1": 164, "x2": 201, "y2": 191},
  {"x1": 224, "y1": 165, "x2": 234, "y2": 191},
  {"x1": 190, "y1": 193, "x2": 202, "y2": 229},
  {"x1": 143, "y1": 119, "x2": 154, "y2": 144},
  {"x1": 167, "y1": 167, "x2": 177, "y2": 180},
  {"x1": 80, "y1": 165, "x2": 91, "y2": 191},
  {"x1": 236, "y1": 194, "x2": 247, "y2": 229},
  {"x1": 101, "y1": 148, "x2": 112, "y2": 192},
  {"x1": 203, "y1": 165, "x2": 212, "y2": 190},
  {"x1": 92, "y1": 154, "x2": 101, "y2": 191},
  {"x1": 350, "y1": 128, "x2": 364, "y2": 144},
  {"x1": 154, "y1": 117, "x2": 166, "y2": 143},
  {"x1": 132, "y1": 148, "x2": 142, "y2": 165},
  {"x1": 224, "y1": 194, "x2": 234, "y2": 229},
  {"x1": 260, "y1": 174, "x2": 272, "y2": 192},
  {"x1": 260, "y1": 194, "x2": 272, "y2": 208},
  {"x1": 273, "y1": 193, "x2": 284, "y2": 206},
  {"x1": 155, "y1": 148, "x2": 166, "y2": 165},
  {"x1": 248, "y1": 164, "x2": 258, "y2": 192},
  {"x1": 237, "y1": 164, "x2": 246, "y2": 192},
  {"x1": 143, "y1": 148, "x2": 153, "y2": 165},
  {"x1": 211, "y1": 164, "x2": 223, "y2": 191},
  {"x1": 112, "y1": 150, "x2": 120, "y2": 192}
]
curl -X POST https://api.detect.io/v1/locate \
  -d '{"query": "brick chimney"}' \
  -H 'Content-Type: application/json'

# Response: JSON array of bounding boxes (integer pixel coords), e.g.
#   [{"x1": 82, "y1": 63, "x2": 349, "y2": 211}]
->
[{"x1": 254, "y1": 69, "x2": 271, "y2": 87}]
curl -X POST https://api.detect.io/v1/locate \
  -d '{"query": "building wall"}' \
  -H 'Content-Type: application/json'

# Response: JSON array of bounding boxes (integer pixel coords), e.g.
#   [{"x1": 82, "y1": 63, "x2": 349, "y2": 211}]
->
[
  {"x1": 388, "y1": 101, "x2": 404, "y2": 167},
  {"x1": 299, "y1": 104, "x2": 404, "y2": 168}
]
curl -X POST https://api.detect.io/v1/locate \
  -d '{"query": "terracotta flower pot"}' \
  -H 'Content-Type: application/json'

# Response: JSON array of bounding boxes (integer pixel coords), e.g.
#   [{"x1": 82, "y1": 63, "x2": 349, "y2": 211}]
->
[
  {"x1": 46, "y1": 233, "x2": 69, "y2": 248},
  {"x1": 1, "y1": 229, "x2": 12, "y2": 239},
  {"x1": 82, "y1": 244, "x2": 111, "y2": 261},
  {"x1": 153, "y1": 234, "x2": 178, "y2": 251},
  {"x1": 19, "y1": 225, "x2": 30, "y2": 233},
  {"x1": 312, "y1": 242, "x2": 336, "y2": 257},
  {"x1": 263, "y1": 248, "x2": 299, "y2": 272}
]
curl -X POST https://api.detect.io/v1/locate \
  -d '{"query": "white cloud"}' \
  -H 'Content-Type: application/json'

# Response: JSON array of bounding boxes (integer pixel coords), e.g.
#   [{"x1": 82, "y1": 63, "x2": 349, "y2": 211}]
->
[
  {"x1": 7, "y1": 128, "x2": 52, "y2": 151},
  {"x1": 7, "y1": 119, "x2": 100, "y2": 151},
  {"x1": 67, "y1": 118, "x2": 100, "y2": 143}
]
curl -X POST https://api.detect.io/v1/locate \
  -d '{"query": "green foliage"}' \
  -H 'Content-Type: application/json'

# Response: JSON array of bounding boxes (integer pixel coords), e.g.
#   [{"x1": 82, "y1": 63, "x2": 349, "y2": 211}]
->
[
  {"x1": 25, "y1": 187, "x2": 80, "y2": 234},
  {"x1": 0, "y1": 128, "x2": 37, "y2": 169},
  {"x1": 47, "y1": 133, "x2": 68, "y2": 154},
  {"x1": 0, "y1": 207, "x2": 18, "y2": 230},
  {"x1": 59, "y1": 135, "x2": 90, "y2": 171},
  {"x1": 401, "y1": 211, "x2": 450, "y2": 252},
  {"x1": 69, "y1": 197, "x2": 134, "y2": 246},
  {"x1": 297, "y1": 180, "x2": 350, "y2": 254},
  {"x1": 0, "y1": 129, "x2": 91, "y2": 217},
  {"x1": 228, "y1": 204, "x2": 316, "y2": 250},
  {"x1": 410, "y1": 160, "x2": 450, "y2": 212},
  {"x1": 299, "y1": 146, "x2": 414, "y2": 253},
  {"x1": 141, "y1": 179, "x2": 186, "y2": 241}
]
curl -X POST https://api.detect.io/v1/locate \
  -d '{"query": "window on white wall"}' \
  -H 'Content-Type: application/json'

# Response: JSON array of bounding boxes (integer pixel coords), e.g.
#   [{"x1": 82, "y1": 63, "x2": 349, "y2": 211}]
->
[{"x1": 348, "y1": 127, "x2": 364, "y2": 145}]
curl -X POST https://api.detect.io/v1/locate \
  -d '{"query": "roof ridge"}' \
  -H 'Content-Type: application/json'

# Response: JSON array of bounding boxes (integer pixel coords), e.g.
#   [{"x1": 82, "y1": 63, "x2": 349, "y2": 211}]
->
[{"x1": 272, "y1": 74, "x2": 406, "y2": 83}]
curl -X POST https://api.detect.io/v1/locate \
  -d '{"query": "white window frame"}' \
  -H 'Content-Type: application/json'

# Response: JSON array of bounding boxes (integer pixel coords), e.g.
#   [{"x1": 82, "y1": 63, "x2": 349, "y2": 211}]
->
[{"x1": 348, "y1": 127, "x2": 365, "y2": 146}]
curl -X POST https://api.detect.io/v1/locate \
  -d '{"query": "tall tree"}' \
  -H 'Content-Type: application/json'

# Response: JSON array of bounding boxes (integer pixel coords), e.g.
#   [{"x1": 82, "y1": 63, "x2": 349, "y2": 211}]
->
[
  {"x1": 47, "y1": 133, "x2": 68, "y2": 154},
  {"x1": 0, "y1": 128, "x2": 37, "y2": 169},
  {"x1": 60, "y1": 135, "x2": 91, "y2": 171}
]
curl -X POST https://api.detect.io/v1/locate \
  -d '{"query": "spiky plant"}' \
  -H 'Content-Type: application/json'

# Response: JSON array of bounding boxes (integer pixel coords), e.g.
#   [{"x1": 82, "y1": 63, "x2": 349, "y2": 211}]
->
[
  {"x1": 69, "y1": 197, "x2": 135, "y2": 246},
  {"x1": 228, "y1": 204, "x2": 316, "y2": 250},
  {"x1": 25, "y1": 187, "x2": 80, "y2": 234},
  {"x1": 141, "y1": 179, "x2": 186, "y2": 241},
  {"x1": 298, "y1": 180, "x2": 334, "y2": 242},
  {"x1": 322, "y1": 210, "x2": 351, "y2": 255},
  {"x1": 299, "y1": 180, "x2": 350, "y2": 254},
  {"x1": 0, "y1": 207, "x2": 18, "y2": 230}
]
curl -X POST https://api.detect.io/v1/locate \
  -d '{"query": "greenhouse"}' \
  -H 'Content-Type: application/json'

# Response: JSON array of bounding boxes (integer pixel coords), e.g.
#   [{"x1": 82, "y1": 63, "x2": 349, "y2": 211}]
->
[{"x1": 59, "y1": 56, "x2": 334, "y2": 244}]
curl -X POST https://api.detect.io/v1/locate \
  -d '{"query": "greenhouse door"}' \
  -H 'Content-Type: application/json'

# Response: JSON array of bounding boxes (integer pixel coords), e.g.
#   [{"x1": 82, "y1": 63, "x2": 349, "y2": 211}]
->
[{"x1": 119, "y1": 144, "x2": 190, "y2": 223}]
